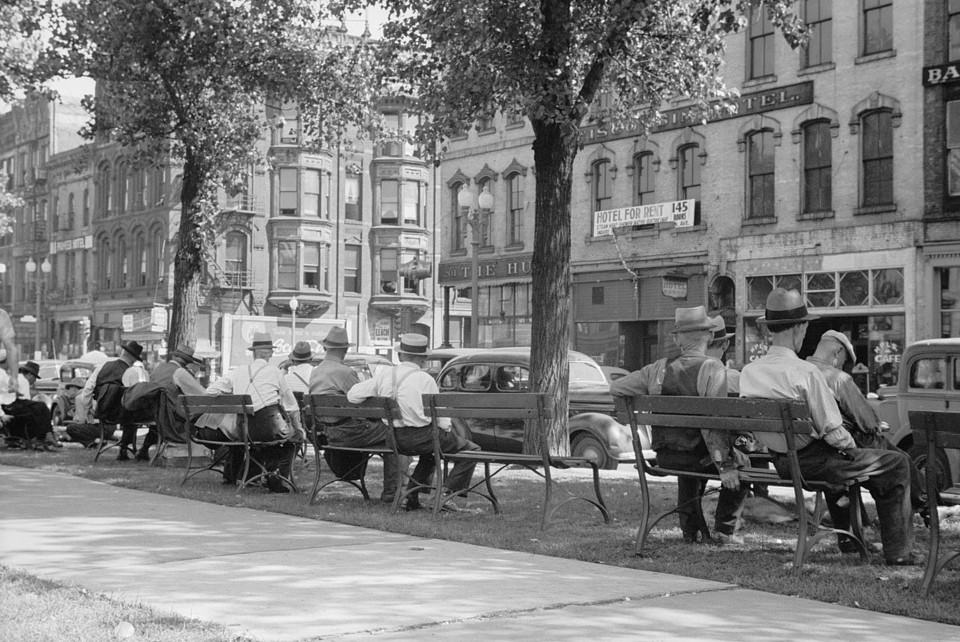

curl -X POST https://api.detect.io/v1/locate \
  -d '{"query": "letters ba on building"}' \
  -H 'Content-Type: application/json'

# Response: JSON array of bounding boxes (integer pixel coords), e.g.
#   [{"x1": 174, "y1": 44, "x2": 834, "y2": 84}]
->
[{"x1": 592, "y1": 199, "x2": 695, "y2": 237}]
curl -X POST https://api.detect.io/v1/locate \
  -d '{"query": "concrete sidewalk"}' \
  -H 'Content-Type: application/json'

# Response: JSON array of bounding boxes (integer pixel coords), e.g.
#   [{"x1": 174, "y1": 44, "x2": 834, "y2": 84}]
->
[{"x1": 0, "y1": 465, "x2": 956, "y2": 641}]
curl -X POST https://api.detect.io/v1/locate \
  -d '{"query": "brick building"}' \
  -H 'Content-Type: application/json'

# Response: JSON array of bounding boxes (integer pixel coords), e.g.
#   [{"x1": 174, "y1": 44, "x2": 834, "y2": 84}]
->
[{"x1": 440, "y1": 1, "x2": 929, "y2": 392}]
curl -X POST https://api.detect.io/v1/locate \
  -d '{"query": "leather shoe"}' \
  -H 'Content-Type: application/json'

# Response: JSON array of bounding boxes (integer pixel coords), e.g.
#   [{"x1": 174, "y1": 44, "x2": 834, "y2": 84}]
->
[
  {"x1": 712, "y1": 532, "x2": 745, "y2": 547},
  {"x1": 402, "y1": 499, "x2": 423, "y2": 511},
  {"x1": 116, "y1": 450, "x2": 131, "y2": 461},
  {"x1": 266, "y1": 475, "x2": 291, "y2": 494},
  {"x1": 885, "y1": 553, "x2": 922, "y2": 566}
]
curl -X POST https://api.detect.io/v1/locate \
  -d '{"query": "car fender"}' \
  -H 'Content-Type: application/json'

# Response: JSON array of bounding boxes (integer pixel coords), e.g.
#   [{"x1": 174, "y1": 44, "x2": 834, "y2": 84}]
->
[{"x1": 568, "y1": 412, "x2": 634, "y2": 458}]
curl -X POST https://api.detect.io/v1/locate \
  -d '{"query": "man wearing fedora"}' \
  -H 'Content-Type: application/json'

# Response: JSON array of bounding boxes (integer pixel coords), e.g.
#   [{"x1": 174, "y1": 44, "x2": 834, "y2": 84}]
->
[
  {"x1": 285, "y1": 341, "x2": 315, "y2": 394},
  {"x1": 806, "y1": 329, "x2": 927, "y2": 526},
  {"x1": 141, "y1": 344, "x2": 209, "y2": 462},
  {"x1": 204, "y1": 331, "x2": 303, "y2": 493},
  {"x1": 740, "y1": 288, "x2": 917, "y2": 565},
  {"x1": 611, "y1": 305, "x2": 748, "y2": 545},
  {"x1": 308, "y1": 326, "x2": 405, "y2": 502},
  {"x1": 348, "y1": 332, "x2": 479, "y2": 511},
  {"x1": 81, "y1": 341, "x2": 149, "y2": 460}
]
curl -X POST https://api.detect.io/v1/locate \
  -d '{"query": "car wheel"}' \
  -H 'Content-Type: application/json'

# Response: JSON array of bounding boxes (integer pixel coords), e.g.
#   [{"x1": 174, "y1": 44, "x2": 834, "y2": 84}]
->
[
  {"x1": 572, "y1": 433, "x2": 615, "y2": 470},
  {"x1": 909, "y1": 443, "x2": 951, "y2": 503}
]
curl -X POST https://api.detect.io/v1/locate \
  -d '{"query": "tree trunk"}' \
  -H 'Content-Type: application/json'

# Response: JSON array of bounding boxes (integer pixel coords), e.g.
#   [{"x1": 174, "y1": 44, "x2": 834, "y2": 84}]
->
[
  {"x1": 167, "y1": 149, "x2": 204, "y2": 351},
  {"x1": 523, "y1": 118, "x2": 580, "y2": 456}
]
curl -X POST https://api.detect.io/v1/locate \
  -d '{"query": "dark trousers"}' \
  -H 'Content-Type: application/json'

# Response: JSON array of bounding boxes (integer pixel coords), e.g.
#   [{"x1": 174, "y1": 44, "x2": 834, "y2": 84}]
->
[
  {"x1": 394, "y1": 425, "x2": 479, "y2": 497},
  {"x1": 325, "y1": 420, "x2": 408, "y2": 502},
  {"x1": 852, "y1": 430, "x2": 925, "y2": 510},
  {"x1": 3, "y1": 399, "x2": 52, "y2": 441},
  {"x1": 196, "y1": 427, "x2": 245, "y2": 482},
  {"x1": 248, "y1": 405, "x2": 298, "y2": 478},
  {"x1": 773, "y1": 439, "x2": 913, "y2": 561},
  {"x1": 656, "y1": 448, "x2": 748, "y2": 537}
]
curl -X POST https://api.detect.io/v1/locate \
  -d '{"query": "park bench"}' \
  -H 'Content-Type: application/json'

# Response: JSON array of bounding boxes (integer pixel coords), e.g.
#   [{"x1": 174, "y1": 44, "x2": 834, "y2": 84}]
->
[
  {"x1": 302, "y1": 394, "x2": 405, "y2": 507},
  {"x1": 615, "y1": 395, "x2": 867, "y2": 570},
  {"x1": 422, "y1": 391, "x2": 611, "y2": 529},
  {"x1": 180, "y1": 394, "x2": 298, "y2": 493},
  {"x1": 908, "y1": 409, "x2": 960, "y2": 594}
]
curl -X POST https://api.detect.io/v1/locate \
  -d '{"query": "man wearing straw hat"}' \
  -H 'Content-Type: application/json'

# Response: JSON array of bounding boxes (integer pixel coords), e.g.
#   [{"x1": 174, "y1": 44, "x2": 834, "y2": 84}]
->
[
  {"x1": 740, "y1": 288, "x2": 917, "y2": 565},
  {"x1": 611, "y1": 305, "x2": 748, "y2": 545},
  {"x1": 348, "y1": 332, "x2": 479, "y2": 511}
]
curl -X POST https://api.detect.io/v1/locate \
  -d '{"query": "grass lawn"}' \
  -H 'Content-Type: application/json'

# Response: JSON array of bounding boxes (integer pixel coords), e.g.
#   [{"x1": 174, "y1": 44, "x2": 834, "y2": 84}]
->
[{"x1": 2, "y1": 442, "x2": 960, "y2": 631}]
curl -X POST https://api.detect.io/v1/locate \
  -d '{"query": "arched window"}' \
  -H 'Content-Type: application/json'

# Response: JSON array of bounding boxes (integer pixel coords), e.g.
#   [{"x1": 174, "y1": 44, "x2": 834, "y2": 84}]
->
[
  {"x1": 98, "y1": 237, "x2": 112, "y2": 290},
  {"x1": 633, "y1": 152, "x2": 655, "y2": 205},
  {"x1": 116, "y1": 234, "x2": 128, "y2": 289},
  {"x1": 115, "y1": 160, "x2": 128, "y2": 215},
  {"x1": 678, "y1": 144, "x2": 701, "y2": 223},
  {"x1": 67, "y1": 193, "x2": 75, "y2": 229},
  {"x1": 451, "y1": 182, "x2": 465, "y2": 251},
  {"x1": 746, "y1": 130, "x2": 775, "y2": 219},
  {"x1": 592, "y1": 160, "x2": 612, "y2": 212},
  {"x1": 82, "y1": 188, "x2": 89, "y2": 226},
  {"x1": 861, "y1": 109, "x2": 893, "y2": 207},
  {"x1": 95, "y1": 162, "x2": 111, "y2": 218},
  {"x1": 151, "y1": 226, "x2": 166, "y2": 282},
  {"x1": 476, "y1": 177, "x2": 491, "y2": 245},
  {"x1": 802, "y1": 120, "x2": 831, "y2": 213},
  {"x1": 506, "y1": 173, "x2": 523, "y2": 246},
  {"x1": 135, "y1": 231, "x2": 147, "y2": 287}
]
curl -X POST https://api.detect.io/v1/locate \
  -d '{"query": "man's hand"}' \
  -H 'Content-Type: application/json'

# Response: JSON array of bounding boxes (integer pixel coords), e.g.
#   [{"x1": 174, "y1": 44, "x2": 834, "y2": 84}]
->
[{"x1": 719, "y1": 465, "x2": 740, "y2": 490}]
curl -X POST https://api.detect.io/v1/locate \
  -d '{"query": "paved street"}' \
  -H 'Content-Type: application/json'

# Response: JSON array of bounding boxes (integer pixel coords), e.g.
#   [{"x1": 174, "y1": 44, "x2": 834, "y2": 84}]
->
[{"x1": 1, "y1": 464, "x2": 957, "y2": 641}]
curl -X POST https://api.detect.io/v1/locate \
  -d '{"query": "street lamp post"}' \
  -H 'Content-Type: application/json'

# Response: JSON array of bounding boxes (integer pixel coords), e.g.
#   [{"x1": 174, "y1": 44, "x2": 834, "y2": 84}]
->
[
  {"x1": 289, "y1": 296, "x2": 299, "y2": 347},
  {"x1": 457, "y1": 185, "x2": 494, "y2": 348},
  {"x1": 25, "y1": 256, "x2": 51, "y2": 359}
]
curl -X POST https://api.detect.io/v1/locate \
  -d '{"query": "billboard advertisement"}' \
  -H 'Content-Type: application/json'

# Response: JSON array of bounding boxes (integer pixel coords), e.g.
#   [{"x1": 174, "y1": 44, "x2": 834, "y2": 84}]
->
[{"x1": 222, "y1": 314, "x2": 346, "y2": 373}]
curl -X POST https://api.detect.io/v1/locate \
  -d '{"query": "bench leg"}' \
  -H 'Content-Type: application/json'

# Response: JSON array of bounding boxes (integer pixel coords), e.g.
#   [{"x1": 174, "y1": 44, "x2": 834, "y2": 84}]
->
[
  {"x1": 308, "y1": 442, "x2": 324, "y2": 504},
  {"x1": 635, "y1": 468, "x2": 653, "y2": 556}
]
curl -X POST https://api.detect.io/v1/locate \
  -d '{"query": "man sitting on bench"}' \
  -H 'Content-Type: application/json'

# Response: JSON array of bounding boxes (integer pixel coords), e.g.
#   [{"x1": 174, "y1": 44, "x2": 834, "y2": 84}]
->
[
  {"x1": 611, "y1": 305, "x2": 747, "y2": 545},
  {"x1": 740, "y1": 287, "x2": 917, "y2": 566}
]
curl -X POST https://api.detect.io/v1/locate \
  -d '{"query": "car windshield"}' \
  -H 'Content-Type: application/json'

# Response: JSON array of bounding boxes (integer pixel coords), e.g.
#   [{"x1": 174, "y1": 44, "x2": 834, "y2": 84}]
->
[{"x1": 570, "y1": 360, "x2": 607, "y2": 385}]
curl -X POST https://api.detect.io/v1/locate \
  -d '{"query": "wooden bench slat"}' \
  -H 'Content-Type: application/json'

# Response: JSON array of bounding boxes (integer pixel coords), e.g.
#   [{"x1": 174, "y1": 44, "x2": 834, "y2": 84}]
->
[
  {"x1": 636, "y1": 414, "x2": 814, "y2": 434},
  {"x1": 631, "y1": 395, "x2": 810, "y2": 419}
]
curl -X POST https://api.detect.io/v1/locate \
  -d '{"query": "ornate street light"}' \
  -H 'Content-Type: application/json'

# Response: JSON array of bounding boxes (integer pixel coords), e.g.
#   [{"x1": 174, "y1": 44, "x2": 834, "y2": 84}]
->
[
  {"x1": 289, "y1": 296, "x2": 299, "y2": 347},
  {"x1": 457, "y1": 185, "x2": 494, "y2": 348},
  {"x1": 25, "y1": 257, "x2": 51, "y2": 358}
]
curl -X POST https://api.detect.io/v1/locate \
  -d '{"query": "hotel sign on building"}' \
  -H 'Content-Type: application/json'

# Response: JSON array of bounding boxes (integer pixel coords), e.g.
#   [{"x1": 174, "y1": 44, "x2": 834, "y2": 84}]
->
[
  {"x1": 438, "y1": 253, "x2": 533, "y2": 285},
  {"x1": 593, "y1": 199, "x2": 695, "y2": 237},
  {"x1": 581, "y1": 81, "x2": 814, "y2": 145}
]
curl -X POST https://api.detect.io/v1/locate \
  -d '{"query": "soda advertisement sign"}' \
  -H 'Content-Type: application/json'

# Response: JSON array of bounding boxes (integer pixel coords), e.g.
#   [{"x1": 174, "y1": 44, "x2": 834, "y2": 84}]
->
[{"x1": 222, "y1": 314, "x2": 346, "y2": 373}]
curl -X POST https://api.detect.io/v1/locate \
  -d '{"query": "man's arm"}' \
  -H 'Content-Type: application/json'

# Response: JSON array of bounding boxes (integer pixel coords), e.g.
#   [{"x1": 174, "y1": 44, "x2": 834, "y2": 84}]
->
[
  {"x1": 609, "y1": 362, "x2": 657, "y2": 397},
  {"x1": 697, "y1": 359, "x2": 741, "y2": 487},
  {"x1": 834, "y1": 371, "x2": 881, "y2": 433},
  {"x1": 172, "y1": 368, "x2": 208, "y2": 395},
  {"x1": 346, "y1": 369, "x2": 380, "y2": 404},
  {"x1": 806, "y1": 369, "x2": 856, "y2": 450}
]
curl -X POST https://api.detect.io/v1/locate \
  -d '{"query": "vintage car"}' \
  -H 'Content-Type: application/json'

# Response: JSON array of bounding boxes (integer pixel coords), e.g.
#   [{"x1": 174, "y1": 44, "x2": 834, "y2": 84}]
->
[
  {"x1": 436, "y1": 347, "x2": 649, "y2": 469},
  {"x1": 48, "y1": 360, "x2": 99, "y2": 426},
  {"x1": 870, "y1": 337, "x2": 960, "y2": 504}
]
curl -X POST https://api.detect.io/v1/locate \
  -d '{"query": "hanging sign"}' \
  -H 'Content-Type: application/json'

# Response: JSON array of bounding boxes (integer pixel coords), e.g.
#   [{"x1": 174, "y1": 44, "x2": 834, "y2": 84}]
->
[{"x1": 593, "y1": 199, "x2": 695, "y2": 237}]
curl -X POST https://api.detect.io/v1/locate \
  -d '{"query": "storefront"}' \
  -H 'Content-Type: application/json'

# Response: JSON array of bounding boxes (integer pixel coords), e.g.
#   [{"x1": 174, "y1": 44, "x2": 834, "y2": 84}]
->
[
  {"x1": 573, "y1": 269, "x2": 706, "y2": 370},
  {"x1": 742, "y1": 266, "x2": 907, "y2": 393}
]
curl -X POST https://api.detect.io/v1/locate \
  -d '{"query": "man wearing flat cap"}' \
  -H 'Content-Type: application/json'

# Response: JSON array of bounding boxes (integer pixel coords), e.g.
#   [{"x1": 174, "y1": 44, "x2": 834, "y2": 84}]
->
[
  {"x1": 348, "y1": 332, "x2": 479, "y2": 511},
  {"x1": 806, "y1": 329, "x2": 926, "y2": 522},
  {"x1": 740, "y1": 288, "x2": 917, "y2": 565},
  {"x1": 611, "y1": 305, "x2": 747, "y2": 545}
]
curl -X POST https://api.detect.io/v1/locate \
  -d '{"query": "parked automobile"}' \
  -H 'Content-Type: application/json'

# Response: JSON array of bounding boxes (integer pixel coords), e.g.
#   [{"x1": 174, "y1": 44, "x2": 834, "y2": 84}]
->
[
  {"x1": 49, "y1": 360, "x2": 99, "y2": 427},
  {"x1": 869, "y1": 337, "x2": 960, "y2": 504},
  {"x1": 275, "y1": 352, "x2": 393, "y2": 381},
  {"x1": 436, "y1": 347, "x2": 649, "y2": 469},
  {"x1": 423, "y1": 347, "x2": 487, "y2": 377}
]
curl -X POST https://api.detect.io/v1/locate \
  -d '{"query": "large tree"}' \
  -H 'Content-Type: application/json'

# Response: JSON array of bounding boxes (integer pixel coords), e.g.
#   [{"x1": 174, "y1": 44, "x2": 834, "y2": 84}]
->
[
  {"x1": 40, "y1": 0, "x2": 374, "y2": 350},
  {"x1": 368, "y1": 0, "x2": 805, "y2": 454}
]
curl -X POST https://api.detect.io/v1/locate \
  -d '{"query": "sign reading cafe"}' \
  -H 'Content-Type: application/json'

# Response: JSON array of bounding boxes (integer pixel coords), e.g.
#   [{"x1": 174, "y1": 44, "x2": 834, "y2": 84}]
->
[{"x1": 593, "y1": 199, "x2": 695, "y2": 237}]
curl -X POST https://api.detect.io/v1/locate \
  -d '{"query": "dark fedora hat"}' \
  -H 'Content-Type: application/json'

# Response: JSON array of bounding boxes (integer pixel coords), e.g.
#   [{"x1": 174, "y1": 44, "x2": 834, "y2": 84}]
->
[
  {"x1": 121, "y1": 340, "x2": 145, "y2": 361},
  {"x1": 289, "y1": 340, "x2": 313, "y2": 362},
  {"x1": 709, "y1": 315, "x2": 735, "y2": 341},
  {"x1": 170, "y1": 344, "x2": 203, "y2": 365},
  {"x1": 18, "y1": 361, "x2": 39, "y2": 378},
  {"x1": 247, "y1": 332, "x2": 274, "y2": 351},
  {"x1": 757, "y1": 288, "x2": 819, "y2": 327},
  {"x1": 396, "y1": 333, "x2": 430, "y2": 356}
]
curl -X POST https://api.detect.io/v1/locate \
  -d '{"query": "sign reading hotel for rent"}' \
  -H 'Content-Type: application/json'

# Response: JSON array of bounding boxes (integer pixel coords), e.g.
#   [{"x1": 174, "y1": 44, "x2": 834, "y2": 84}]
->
[{"x1": 592, "y1": 199, "x2": 695, "y2": 237}]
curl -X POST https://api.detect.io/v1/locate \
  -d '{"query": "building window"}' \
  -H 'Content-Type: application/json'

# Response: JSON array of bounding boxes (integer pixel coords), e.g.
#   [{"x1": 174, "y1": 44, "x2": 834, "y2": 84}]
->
[
  {"x1": 380, "y1": 247, "x2": 398, "y2": 294},
  {"x1": 344, "y1": 173, "x2": 361, "y2": 220},
  {"x1": 634, "y1": 152, "x2": 654, "y2": 205},
  {"x1": 51, "y1": 196, "x2": 59, "y2": 233},
  {"x1": 279, "y1": 168, "x2": 298, "y2": 216},
  {"x1": 592, "y1": 286, "x2": 604, "y2": 305},
  {"x1": 135, "y1": 232, "x2": 147, "y2": 287},
  {"x1": 747, "y1": 130, "x2": 775, "y2": 219},
  {"x1": 861, "y1": 109, "x2": 893, "y2": 207},
  {"x1": 679, "y1": 144, "x2": 701, "y2": 223},
  {"x1": 152, "y1": 167, "x2": 166, "y2": 206},
  {"x1": 67, "y1": 193, "x2": 75, "y2": 230},
  {"x1": 477, "y1": 177, "x2": 492, "y2": 245},
  {"x1": 344, "y1": 244, "x2": 361, "y2": 293},
  {"x1": 380, "y1": 179, "x2": 399, "y2": 225},
  {"x1": 277, "y1": 240, "x2": 298, "y2": 289},
  {"x1": 224, "y1": 231, "x2": 247, "y2": 286},
  {"x1": 803, "y1": 120, "x2": 831, "y2": 213},
  {"x1": 402, "y1": 181, "x2": 421, "y2": 226},
  {"x1": 82, "y1": 189, "x2": 89, "y2": 226},
  {"x1": 400, "y1": 249, "x2": 422, "y2": 295},
  {"x1": 951, "y1": 0, "x2": 960, "y2": 61},
  {"x1": 802, "y1": 0, "x2": 832, "y2": 67},
  {"x1": 303, "y1": 169, "x2": 321, "y2": 217},
  {"x1": 115, "y1": 160, "x2": 128, "y2": 215},
  {"x1": 863, "y1": 0, "x2": 893, "y2": 55},
  {"x1": 117, "y1": 235, "x2": 128, "y2": 289},
  {"x1": 947, "y1": 101, "x2": 960, "y2": 196},
  {"x1": 381, "y1": 112, "x2": 402, "y2": 156},
  {"x1": 98, "y1": 238, "x2": 111, "y2": 290},
  {"x1": 592, "y1": 160, "x2": 612, "y2": 212},
  {"x1": 748, "y1": 5, "x2": 774, "y2": 79},
  {"x1": 95, "y1": 162, "x2": 110, "y2": 218},
  {"x1": 451, "y1": 183, "x2": 465, "y2": 251},
  {"x1": 303, "y1": 242, "x2": 325, "y2": 291},
  {"x1": 507, "y1": 173, "x2": 523, "y2": 245},
  {"x1": 151, "y1": 227, "x2": 165, "y2": 283}
]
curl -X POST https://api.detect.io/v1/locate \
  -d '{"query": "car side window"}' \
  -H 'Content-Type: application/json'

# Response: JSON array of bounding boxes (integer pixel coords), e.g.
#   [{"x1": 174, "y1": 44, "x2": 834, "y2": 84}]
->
[
  {"x1": 438, "y1": 366, "x2": 462, "y2": 391},
  {"x1": 496, "y1": 366, "x2": 530, "y2": 391},
  {"x1": 910, "y1": 358, "x2": 946, "y2": 390},
  {"x1": 462, "y1": 365, "x2": 492, "y2": 391}
]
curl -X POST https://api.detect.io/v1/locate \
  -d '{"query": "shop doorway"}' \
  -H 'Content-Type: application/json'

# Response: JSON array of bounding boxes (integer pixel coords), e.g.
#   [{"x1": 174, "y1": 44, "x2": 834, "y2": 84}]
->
[{"x1": 621, "y1": 320, "x2": 661, "y2": 371}]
